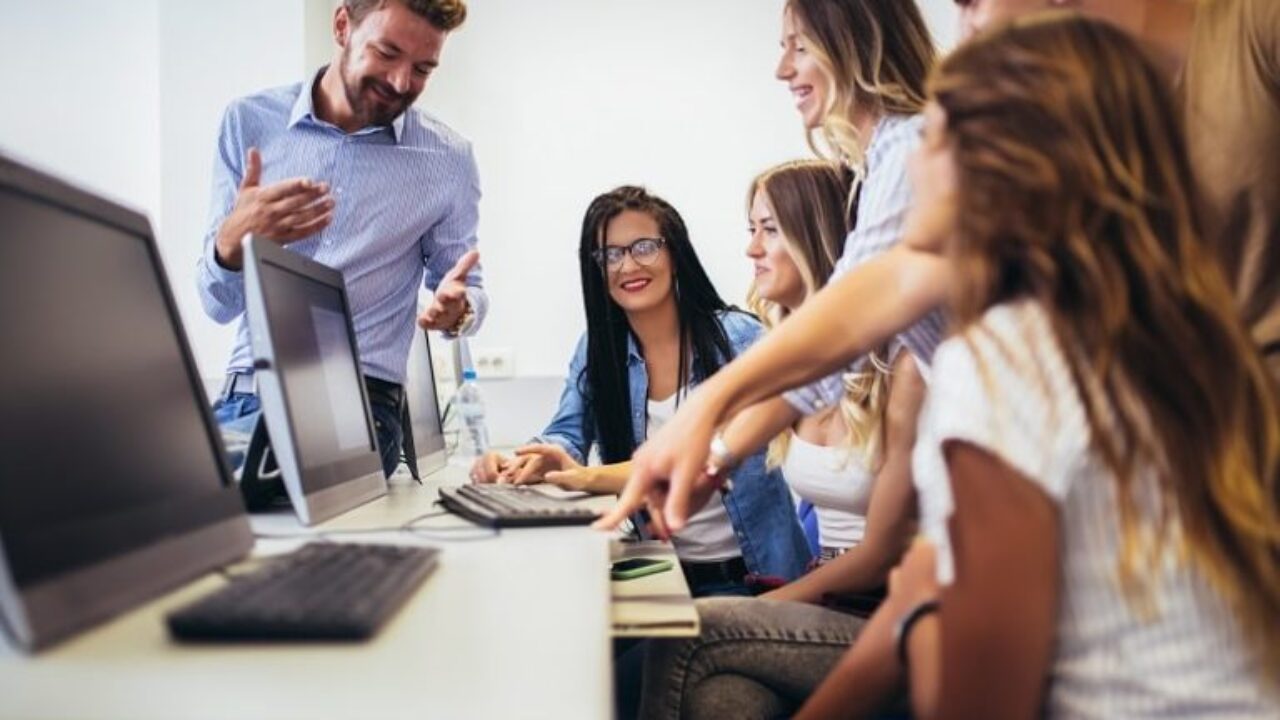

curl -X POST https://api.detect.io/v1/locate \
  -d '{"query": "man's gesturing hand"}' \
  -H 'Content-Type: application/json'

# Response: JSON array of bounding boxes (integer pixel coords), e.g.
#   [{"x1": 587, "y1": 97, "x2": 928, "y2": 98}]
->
[
  {"x1": 418, "y1": 250, "x2": 480, "y2": 332},
  {"x1": 214, "y1": 147, "x2": 335, "y2": 270}
]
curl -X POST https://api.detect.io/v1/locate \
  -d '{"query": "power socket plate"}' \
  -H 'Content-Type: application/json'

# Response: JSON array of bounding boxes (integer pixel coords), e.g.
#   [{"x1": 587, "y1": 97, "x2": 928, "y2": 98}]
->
[{"x1": 472, "y1": 347, "x2": 515, "y2": 379}]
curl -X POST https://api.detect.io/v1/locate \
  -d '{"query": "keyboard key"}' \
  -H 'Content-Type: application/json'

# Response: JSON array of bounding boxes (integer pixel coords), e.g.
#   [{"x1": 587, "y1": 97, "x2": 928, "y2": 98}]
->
[
  {"x1": 439, "y1": 485, "x2": 599, "y2": 528},
  {"x1": 166, "y1": 543, "x2": 440, "y2": 641}
]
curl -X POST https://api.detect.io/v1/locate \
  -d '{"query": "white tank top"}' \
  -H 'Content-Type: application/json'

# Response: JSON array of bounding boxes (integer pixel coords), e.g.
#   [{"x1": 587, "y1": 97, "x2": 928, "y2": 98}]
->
[
  {"x1": 781, "y1": 434, "x2": 873, "y2": 549},
  {"x1": 646, "y1": 394, "x2": 739, "y2": 562}
]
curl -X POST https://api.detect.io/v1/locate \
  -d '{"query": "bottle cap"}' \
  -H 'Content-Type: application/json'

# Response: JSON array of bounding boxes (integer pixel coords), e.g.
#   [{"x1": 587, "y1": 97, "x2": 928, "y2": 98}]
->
[{"x1": 462, "y1": 369, "x2": 478, "y2": 381}]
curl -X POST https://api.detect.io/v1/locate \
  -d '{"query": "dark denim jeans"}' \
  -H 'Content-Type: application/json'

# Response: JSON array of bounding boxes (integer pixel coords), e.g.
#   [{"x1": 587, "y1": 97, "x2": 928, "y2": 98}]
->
[
  {"x1": 366, "y1": 391, "x2": 404, "y2": 478},
  {"x1": 212, "y1": 383, "x2": 403, "y2": 479},
  {"x1": 212, "y1": 392, "x2": 261, "y2": 473},
  {"x1": 615, "y1": 570, "x2": 755, "y2": 719},
  {"x1": 639, "y1": 597, "x2": 870, "y2": 720}
]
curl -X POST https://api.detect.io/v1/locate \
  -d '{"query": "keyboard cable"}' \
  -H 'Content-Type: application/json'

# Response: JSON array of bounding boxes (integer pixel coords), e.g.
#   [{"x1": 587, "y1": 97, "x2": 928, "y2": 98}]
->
[{"x1": 246, "y1": 503, "x2": 500, "y2": 544}]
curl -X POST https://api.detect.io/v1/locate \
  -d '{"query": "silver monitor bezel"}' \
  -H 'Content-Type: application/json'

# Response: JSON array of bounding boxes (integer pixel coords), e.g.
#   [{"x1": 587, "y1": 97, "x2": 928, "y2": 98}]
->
[
  {"x1": 242, "y1": 236, "x2": 387, "y2": 526},
  {"x1": 405, "y1": 326, "x2": 448, "y2": 477},
  {"x1": 0, "y1": 155, "x2": 253, "y2": 653}
]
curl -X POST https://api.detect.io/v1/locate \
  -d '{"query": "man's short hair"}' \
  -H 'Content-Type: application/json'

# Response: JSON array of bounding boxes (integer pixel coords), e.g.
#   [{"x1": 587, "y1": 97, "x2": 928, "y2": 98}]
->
[{"x1": 345, "y1": 0, "x2": 467, "y2": 32}]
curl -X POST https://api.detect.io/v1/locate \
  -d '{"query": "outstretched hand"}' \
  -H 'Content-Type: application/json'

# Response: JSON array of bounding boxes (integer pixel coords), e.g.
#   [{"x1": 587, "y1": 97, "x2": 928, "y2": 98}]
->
[
  {"x1": 418, "y1": 250, "x2": 480, "y2": 331},
  {"x1": 593, "y1": 390, "x2": 723, "y2": 538},
  {"x1": 214, "y1": 147, "x2": 335, "y2": 270}
]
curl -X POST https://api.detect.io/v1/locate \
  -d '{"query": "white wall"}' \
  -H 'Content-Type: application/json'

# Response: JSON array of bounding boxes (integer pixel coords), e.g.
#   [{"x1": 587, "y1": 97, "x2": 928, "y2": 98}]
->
[
  {"x1": 0, "y1": 0, "x2": 960, "y2": 442},
  {"x1": 425, "y1": 0, "x2": 810, "y2": 377},
  {"x1": 924, "y1": 0, "x2": 962, "y2": 51},
  {"x1": 425, "y1": 0, "x2": 959, "y2": 379},
  {"x1": 0, "y1": 0, "x2": 314, "y2": 384},
  {"x1": 0, "y1": 0, "x2": 162, "y2": 223},
  {"x1": 416, "y1": 0, "x2": 960, "y2": 443},
  {"x1": 157, "y1": 1, "x2": 313, "y2": 380}
]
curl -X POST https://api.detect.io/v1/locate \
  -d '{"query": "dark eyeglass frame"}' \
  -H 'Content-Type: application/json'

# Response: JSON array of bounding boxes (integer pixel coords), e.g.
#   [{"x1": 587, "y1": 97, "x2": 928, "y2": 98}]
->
[{"x1": 592, "y1": 237, "x2": 667, "y2": 270}]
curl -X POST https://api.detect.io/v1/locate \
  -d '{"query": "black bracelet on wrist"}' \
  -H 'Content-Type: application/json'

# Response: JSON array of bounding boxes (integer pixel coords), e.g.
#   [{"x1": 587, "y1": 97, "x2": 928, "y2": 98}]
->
[{"x1": 894, "y1": 599, "x2": 939, "y2": 669}]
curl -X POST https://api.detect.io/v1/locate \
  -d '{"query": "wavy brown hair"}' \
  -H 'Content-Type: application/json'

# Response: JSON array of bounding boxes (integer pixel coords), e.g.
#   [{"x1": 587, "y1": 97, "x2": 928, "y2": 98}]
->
[
  {"x1": 746, "y1": 160, "x2": 849, "y2": 329},
  {"x1": 933, "y1": 14, "x2": 1280, "y2": 680},
  {"x1": 786, "y1": 0, "x2": 934, "y2": 175},
  {"x1": 743, "y1": 160, "x2": 897, "y2": 469},
  {"x1": 345, "y1": 0, "x2": 466, "y2": 31}
]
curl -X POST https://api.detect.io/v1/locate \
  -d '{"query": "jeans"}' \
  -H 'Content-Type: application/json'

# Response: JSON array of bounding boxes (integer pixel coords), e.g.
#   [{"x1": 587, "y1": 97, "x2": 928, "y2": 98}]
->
[
  {"x1": 212, "y1": 381, "x2": 404, "y2": 479},
  {"x1": 212, "y1": 392, "x2": 261, "y2": 473},
  {"x1": 616, "y1": 568, "x2": 757, "y2": 719},
  {"x1": 363, "y1": 381, "x2": 406, "y2": 478},
  {"x1": 638, "y1": 597, "x2": 868, "y2": 720},
  {"x1": 687, "y1": 575, "x2": 753, "y2": 599}
]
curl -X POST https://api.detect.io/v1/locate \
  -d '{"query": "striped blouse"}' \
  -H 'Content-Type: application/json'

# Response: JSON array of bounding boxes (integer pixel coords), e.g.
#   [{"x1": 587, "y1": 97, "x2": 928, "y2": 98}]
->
[
  {"x1": 784, "y1": 113, "x2": 947, "y2": 416},
  {"x1": 914, "y1": 299, "x2": 1278, "y2": 718}
]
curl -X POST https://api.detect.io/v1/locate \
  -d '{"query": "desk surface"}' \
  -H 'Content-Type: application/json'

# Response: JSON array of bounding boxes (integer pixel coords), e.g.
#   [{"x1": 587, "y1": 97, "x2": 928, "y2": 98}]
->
[
  {"x1": 611, "y1": 541, "x2": 699, "y2": 638},
  {"x1": 0, "y1": 465, "x2": 615, "y2": 720}
]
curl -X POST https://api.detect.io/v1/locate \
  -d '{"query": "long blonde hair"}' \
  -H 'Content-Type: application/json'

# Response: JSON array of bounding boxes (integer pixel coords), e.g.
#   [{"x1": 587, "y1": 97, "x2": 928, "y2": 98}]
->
[
  {"x1": 786, "y1": 0, "x2": 934, "y2": 177},
  {"x1": 745, "y1": 160, "x2": 892, "y2": 468},
  {"x1": 935, "y1": 14, "x2": 1280, "y2": 680}
]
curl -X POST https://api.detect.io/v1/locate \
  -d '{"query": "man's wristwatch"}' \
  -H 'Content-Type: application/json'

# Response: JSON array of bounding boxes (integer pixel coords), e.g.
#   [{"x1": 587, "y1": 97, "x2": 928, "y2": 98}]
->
[{"x1": 446, "y1": 298, "x2": 475, "y2": 336}]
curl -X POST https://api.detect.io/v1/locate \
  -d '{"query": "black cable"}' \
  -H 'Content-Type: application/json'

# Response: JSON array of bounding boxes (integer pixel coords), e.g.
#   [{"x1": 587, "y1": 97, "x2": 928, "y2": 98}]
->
[
  {"x1": 251, "y1": 530, "x2": 326, "y2": 540},
  {"x1": 400, "y1": 507, "x2": 500, "y2": 542},
  {"x1": 0, "y1": 602, "x2": 20, "y2": 648},
  {"x1": 246, "y1": 505, "x2": 498, "y2": 543},
  {"x1": 441, "y1": 398, "x2": 455, "y2": 428},
  {"x1": 400, "y1": 510, "x2": 451, "y2": 527}
]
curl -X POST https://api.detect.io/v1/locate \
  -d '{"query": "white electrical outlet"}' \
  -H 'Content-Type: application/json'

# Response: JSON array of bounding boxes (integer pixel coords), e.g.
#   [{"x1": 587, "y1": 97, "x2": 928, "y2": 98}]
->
[{"x1": 472, "y1": 347, "x2": 515, "y2": 379}]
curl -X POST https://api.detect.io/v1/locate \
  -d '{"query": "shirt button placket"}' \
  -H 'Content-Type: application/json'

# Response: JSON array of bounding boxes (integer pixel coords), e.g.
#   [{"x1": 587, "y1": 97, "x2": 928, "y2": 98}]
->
[{"x1": 323, "y1": 139, "x2": 350, "y2": 249}]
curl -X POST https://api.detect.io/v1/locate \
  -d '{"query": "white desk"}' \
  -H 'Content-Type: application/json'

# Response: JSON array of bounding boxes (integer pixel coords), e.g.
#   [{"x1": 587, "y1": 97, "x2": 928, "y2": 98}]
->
[
  {"x1": 611, "y1": 541, "x2": 699, "y2": 638},
  {"x1": 0, "y1": 466, "x2": 614, "y2": 720}
]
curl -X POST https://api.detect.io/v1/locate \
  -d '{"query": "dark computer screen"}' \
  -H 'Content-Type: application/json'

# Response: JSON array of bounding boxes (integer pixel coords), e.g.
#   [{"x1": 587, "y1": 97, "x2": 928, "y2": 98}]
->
[
  {"x1": 406, "y1": 329, "x2": 446, "y2": 462},
  {"x1": 0, "y1": 188, "x2": 240, "y2": 588},
  {"x1": 255, "y1": 260, "x2": 376, "y2": 489}
]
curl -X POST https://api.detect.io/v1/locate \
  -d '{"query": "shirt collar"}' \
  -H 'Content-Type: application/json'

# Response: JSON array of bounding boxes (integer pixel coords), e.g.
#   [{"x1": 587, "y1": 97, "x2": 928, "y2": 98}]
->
[
  {"x1": 865, "y1": 113, "x2": 916, "y2": 171},
  {"x1": 625, "y1": 331, "x2": 644, "y2": 365},
  {"x1": 863, "y1": 115, "x2": 892, "y2": 170},
  {"x1": 288, "y1": 67, "x2": 407, "y2": 143}
]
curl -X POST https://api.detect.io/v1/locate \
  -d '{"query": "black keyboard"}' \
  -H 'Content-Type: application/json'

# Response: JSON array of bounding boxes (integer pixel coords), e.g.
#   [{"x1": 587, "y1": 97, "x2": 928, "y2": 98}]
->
[
  {"x1": 438, "y1": 484, "x2": 601, "y2": 527},
  {"x1": 167, "y1": 542, "x2": 440, "y2": 641}
]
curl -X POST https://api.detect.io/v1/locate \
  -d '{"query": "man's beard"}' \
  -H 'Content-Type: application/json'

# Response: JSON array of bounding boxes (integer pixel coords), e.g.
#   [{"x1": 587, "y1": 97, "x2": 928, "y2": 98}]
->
[{"x1": 339, "y1": 48, "x2": 414, "y2": 128}]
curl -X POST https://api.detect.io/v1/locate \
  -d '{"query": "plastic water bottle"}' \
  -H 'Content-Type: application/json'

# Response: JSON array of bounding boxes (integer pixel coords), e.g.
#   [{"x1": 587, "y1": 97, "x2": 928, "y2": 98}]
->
[{"x1": 454, "y1": 368, "x2": 490, "y2": 459}]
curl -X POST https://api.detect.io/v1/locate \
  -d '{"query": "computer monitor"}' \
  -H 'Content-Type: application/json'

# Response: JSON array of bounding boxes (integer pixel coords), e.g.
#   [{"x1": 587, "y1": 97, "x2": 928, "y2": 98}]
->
[
  {"x1": 0, "y1": 155, "x2": 253, "y2": 652},
  {"x1": 403, "y1": 326, "x2": 447, "y2": 477},
  {"x1": 243, "y1": 236, "x2": 387, "y2": 526}
]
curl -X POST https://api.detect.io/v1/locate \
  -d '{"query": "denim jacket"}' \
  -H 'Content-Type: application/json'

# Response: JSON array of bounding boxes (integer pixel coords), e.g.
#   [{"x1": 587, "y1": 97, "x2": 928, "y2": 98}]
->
[{"x1": 534, "y1": 309, "x2": 811, "y2": 580}]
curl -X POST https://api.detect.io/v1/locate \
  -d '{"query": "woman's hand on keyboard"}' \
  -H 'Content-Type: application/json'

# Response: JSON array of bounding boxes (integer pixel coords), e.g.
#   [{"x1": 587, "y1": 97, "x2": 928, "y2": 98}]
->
[
  {"x1": 470, "y1": 451, "x2": 512, "y2": 483},
  {"x1": 541, "y1": 467, "x2": 596, "y2": 492},
  {"x1": 511, "y1": 444, "x2": 580, "y2": 485}
]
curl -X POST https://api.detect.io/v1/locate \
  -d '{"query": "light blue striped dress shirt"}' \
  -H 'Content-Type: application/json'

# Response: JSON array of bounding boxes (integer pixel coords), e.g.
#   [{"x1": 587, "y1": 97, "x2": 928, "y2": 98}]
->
[
  {"x1": 197, "y1": 70, "x2": 487, "y2": 384},
  {"x1": 785, "y1": 113, "x2": 947, "y2": 415}
]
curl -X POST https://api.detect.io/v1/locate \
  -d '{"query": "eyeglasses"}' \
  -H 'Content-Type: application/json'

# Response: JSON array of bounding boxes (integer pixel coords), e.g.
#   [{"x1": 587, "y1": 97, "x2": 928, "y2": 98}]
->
[{"x1": 592, "y1": 237, "x2": 666, "y2": 270}]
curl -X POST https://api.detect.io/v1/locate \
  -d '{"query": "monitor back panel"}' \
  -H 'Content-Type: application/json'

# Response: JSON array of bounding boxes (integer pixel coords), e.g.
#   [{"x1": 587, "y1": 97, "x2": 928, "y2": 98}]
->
[
  {"x1": 405, "y1": 327, "x2": 447, "y2": 477},
  {"x1": 243, "y1": 236, "x2": 387, "y2": 526}
]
